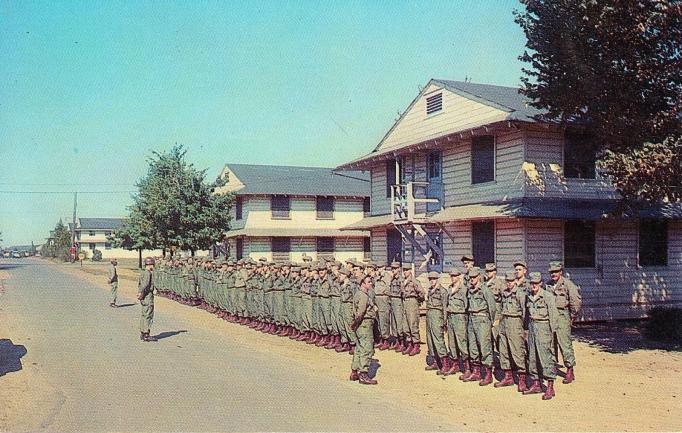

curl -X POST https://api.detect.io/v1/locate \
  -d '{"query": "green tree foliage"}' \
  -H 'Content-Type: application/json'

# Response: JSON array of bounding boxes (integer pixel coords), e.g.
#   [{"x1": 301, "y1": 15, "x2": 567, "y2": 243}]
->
[
  {"x1": 116, "y1": 145, "x2": 233, "y2": 255},
  {"x1": 515, "y1": 0, "x2": 682, "y2": 203},
  {"x1": 42, "y1": 219, "x2": 72, "y2": 261}
]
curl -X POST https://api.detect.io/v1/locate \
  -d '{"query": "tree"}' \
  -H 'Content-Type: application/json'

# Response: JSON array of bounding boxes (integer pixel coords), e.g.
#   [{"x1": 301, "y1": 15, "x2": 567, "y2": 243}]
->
[
  {"x1": 515, "y1": 0, "x2": 682, "y2": 203},
  {"x1": 116, "y1": 145, "x2": 233, "y2": 261},
  {"x1": 42, "y1": 220, "x2": 72, "y2": 261}
]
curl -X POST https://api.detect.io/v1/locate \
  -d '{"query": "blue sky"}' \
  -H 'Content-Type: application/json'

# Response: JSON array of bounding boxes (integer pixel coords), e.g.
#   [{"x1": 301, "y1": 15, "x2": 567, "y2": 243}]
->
[{"x1": 0, "y1": 0, "x2": 527, "y2": 246}]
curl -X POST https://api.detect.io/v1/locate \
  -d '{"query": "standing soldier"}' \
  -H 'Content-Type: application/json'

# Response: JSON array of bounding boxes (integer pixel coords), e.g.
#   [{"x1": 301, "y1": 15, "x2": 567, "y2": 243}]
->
[
  {"x1": 495, "y1": 271, "x2": 528, "y2": 391},
  {"x1": 336, "y1": 266, "x2": 355, "y2": 353},
  {"x1": 108, "y1": 259, "x2": 119, "y2": 308},
  {"x1": 461, "y1": 267, "x2": 497, "y2": 385},
  {"x1": 299, "y1": 266, "x2": 314, "y2": 343},
  {"x1": 445, "y1": 267, "x2": 468, "y2": 376},
  {"x1": 373, "y1": 263, "x2": 391, "y2": 350},
  {"x1": 388, "y1": 261, "x2": 407, "y2": 353},
  {"x1": 524, "y1": 272, "x2": 560, "y2": 400},
  {"x1": 461, "y1": 255, "x2": 475, "y2": 286},
  {"x1": 318, "y1": 266, "x2": 334, "y2": 348},
  {"x1": 547, "y1": 261, "x2": 581, "y2": 384},
  {"x1": 350, "y1": 274, "x2": 378, "y2": 385},
  {"x1": 262, "y1": 262, "x2": 275, "y2": 333},
  {"x1": 425, "y1": 271, "x2": 450, "y2": 374},
  {"x1": 401, "y1": 264, "x2": 424, "y2": 356},
  {"x1": 329, "y1": 261, "x2": 343, "y2": 350},
  {"x1": 137, "y1": 257, "x2": 156, "y2": 342}
]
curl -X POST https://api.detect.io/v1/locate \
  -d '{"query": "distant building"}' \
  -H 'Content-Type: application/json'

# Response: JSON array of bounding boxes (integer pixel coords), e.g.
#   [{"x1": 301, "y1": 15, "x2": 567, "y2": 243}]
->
[
  {"x1": 215, "y1": 164, "x2": 371, "y2": 262},
  {"x1": 72, "y1": 217, "x2": 162, "y2": 259}
]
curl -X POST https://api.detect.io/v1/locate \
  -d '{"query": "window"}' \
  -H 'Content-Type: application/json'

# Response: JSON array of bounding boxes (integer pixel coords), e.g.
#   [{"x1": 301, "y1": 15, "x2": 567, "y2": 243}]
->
[
  {"x1": 316, "y1": 196, "x2": 335, "y2": 219},
  {"x1": 317, "y1": 237, "x2": 335, "y2": 257},
  {"x1": 363, "y1": 197, "x2": 370, "y2": 215},
  {"x1": 271, "y1": 196, "x2": 290, "y2": 219},
  {"x1": 472, "y1": 220, "x2": 495, "y2": 267},
  {"x1": 105, "y1": 242, "x2": 112, "y2": 250},
  {"x1": 564, "y1": 129, "x2": 596, "y2": 179},
  {"x1": 386, "y1": 159, "x2": 397, "y2": 198},
  {"x1": 104, "y1": 231, "x2": 112, "y2": 237},
  {"x1": 428, "y1": 151, "x2": 442, "y2": 179},
  {"x1": 88, "y1": 231, "x2": 96, "y2": 236},
  {"x1": 564, "y1": 220, "x2": 595, "y2": 267},
  {"x1": 236, "y1": 238, "x2": 243, "y2": 260},
  {"x1": 639, "y1": 219, "x2": 668, "y2": 266},
  {"x1": 472, "y1": 135, "x2": 495, "y2": 184},
  {"x1": 363, "y1": 237, "x2": 371, "y2": 260},
  {"x1": 426, "y1": 92, "x2": 442, "y2": 115},
  {"x1": 271, "y1": 237, "x2": 291, "y2": 261},
  {"x1": 235, "y1": 196, "x2": 243, "y2": 220},
  {"x1": 89, "y1": 243, "x2": 96, "y2": 250}
]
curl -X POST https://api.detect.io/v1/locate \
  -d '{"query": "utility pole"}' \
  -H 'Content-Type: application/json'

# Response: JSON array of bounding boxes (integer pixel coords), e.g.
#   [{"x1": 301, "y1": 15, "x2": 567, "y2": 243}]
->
[{"x1": 71, "y1": 192, "x2": 77, "y2": 262}]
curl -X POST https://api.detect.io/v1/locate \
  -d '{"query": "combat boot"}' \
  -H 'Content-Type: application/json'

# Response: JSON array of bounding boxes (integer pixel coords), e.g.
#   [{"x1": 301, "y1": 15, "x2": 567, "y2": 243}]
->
[
  {"x1": 542, "y1": 380, "x2": 555, "y2": 400},
  {"x1": 358, "y1": 372, "x2": 378, "y2": 385},
  {"x1": 349, "y1": 344, "x2": 355, "y2": 355},
  {"x1": 402, "y1": 342, "x2": 413, "y2": 355},
  {"x1": 325, "y1": 336, "x2": 337, "y2": 350},
  {"x1": 517, "y1": 373, "x2": 528, "y2": 393},
  {"x1": 523, "y1": 379, "x2": 543, "y2": 395},
  {"x1": 494, "y1": 369, "x2": 514, "y2": 387},
  {"x1": 463, "y1": 365, "x2": 481, "y2": 382},
  {"x1": 563, "y1": 367, "x2": 575, "y2": 384},
  {"x1": 424, "y1": 358, "x2": 438, "y2": 371},
  {"x1": 479, "y1": 366, "x2": 493, "y2": 386},
  {"x1": 394, "y1": 338, "x2": 405, "y2": 353},
  {"x1": 140, "y1": 332, "x2": 146, "y2": 341},
  {"x1": 379, "y1": 338, "x2": 391, "y2": 350},
  {"x1": 349, "y1": 370, "x2": 359, "y2": 381},
  {"x1": 437, "y1": 357, "x2": 451, "y2": 376},
  {"x1": 409, "y1": 343, "x2": 421, "y2": 356},
  {"x1": 388, "y1": 339, "x2": 397, "y2": 350},
  {"x1": 445, "y1": 357, "x2": 461, "y2": 375}
]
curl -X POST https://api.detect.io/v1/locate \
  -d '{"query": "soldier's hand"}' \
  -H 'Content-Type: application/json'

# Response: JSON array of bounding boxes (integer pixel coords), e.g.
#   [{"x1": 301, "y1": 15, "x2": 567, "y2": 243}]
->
[{"x1": 523, "y1": 330, "x2": 529, "y2": 341}]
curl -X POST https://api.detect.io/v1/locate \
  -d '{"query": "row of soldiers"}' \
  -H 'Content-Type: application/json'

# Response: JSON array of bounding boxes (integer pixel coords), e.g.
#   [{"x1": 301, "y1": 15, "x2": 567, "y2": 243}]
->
[{"x1": 423, "y1": 255, "x2": 582, "y2": 401}]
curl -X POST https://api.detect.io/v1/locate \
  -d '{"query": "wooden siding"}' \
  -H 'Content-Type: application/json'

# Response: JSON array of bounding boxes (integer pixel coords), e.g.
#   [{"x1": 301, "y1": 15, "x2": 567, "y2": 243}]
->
[
  {"x1": 233, "y1": 235, "x2": 365, "y2": 263},
  {"x1": 370, "y1": 164, "x2": 390, "y2": 216},
  {"x1": 371, "y1": 228, "x2": 388, "y2": 264},
  {"x1": 376, "y1": 84, "x2": 508, "y2": 153},
  {"x1": 495, "y1": 218, "x2": 525, "y2": 271}
]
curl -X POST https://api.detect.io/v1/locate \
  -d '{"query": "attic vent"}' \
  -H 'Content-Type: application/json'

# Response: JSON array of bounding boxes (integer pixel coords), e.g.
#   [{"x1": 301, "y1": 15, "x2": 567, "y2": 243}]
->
[{"x1": 426, "y1": 93, "x2": 442, "y2": 115}]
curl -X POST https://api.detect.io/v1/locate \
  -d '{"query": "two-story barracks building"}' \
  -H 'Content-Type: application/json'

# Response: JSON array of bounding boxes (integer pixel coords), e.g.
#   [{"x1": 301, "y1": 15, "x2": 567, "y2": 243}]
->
[
  {"x1": 337, "y1": 79, "x2": 682, "y2": 321},
  {"x1": 216, "y1": 163, "x2": 371, "y2": 263}
]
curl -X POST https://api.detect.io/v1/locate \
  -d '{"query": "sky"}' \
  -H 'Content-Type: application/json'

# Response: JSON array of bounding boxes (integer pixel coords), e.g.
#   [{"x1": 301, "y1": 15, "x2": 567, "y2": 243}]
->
[{"x1": 0, "y1": 0, "x2": 528, "y2": 246}]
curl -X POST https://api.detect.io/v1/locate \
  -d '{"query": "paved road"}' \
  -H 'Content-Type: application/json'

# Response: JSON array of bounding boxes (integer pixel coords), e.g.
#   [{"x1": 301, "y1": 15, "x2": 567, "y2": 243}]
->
[{"x1": 0, "y1": 258, "x2": 457, "y2": 432}]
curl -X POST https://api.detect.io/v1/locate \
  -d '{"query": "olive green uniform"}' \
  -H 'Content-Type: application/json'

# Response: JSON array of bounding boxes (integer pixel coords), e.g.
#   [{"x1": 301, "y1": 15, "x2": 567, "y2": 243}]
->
[
  {"x1": 388, "y1": 273, "x2": 406, "y2": 339},
  {"x1": 527, "y1": 288, "x2": 559, "y2": 380},
  {"x1": 108, "y1": 264, "x2": 118, "y2": 304},
  {"x1": 374, "y1": 274, "x2": 391, "y2": 341},
  {"x1": 547, "y1": 276, "x2": 581, "y2": 368},
  {"x1": 466, "y1": 281, "x2": 497, "y2": 368},
  {"x1": 351, "y1": 289, "x2": 377, "y2": 373},
  {"x1": 446, "y1": 279, "x2": 469, "y2": 361},
  {"x1": 498, "y1": 285, "x2": 527, "y2": 372},
  {"x1": 138, "y1": 269, "x2": 155, "y2": 334},
  {"x1": 402, "y1": 276, "x2": 424, "y2": 343},
  {"x1": 426, "y1": 283, "x2": 449, "y2": 362},
  {"x1": 340, "y1": 277, "x2": 358, "y2": 345}
]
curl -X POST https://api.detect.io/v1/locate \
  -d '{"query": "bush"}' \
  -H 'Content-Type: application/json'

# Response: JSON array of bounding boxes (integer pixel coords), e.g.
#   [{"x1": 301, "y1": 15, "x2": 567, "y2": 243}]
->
[
  {"x1": 644, "y1": 307, "x2": 682, "y2": 344},
  {"x1": 92, "y1": 249, "x2": 102, "y2": 262}
]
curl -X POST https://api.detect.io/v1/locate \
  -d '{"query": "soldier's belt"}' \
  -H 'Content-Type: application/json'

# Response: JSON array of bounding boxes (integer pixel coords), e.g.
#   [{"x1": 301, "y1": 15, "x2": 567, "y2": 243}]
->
[
  {"x1": 427, "y1": 306, "x2": 444, "y2": 311},
  {"x1": 447, "y1": 311, "x2": 467, "y2": 315},
  {"x1": 330, "y1": 294, "x2": 340, "y2": 297},
  {"x1": 388, "y1": 295, "x2": 402, "y2": 299},
  {"x1": 375, "y1": 294, "x2": 389, "y2": 297},
  {"x1": 469, "y1": 311, "x2": 488, "y2": 316},
  {"x1": 502, "y1": 314, "x2": 522, "y2": 318},
  {"x1": 531, "y1": 317, "x2": 549, "y2": 322}
]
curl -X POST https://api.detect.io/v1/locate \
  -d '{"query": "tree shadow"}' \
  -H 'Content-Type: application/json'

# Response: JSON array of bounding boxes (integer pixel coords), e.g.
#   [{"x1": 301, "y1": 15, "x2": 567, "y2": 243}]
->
[
  {"x1": 116, "y1": 303, "x2": 136, "y2": 308},
  {"x1": 0, "y1": 339, "x2": 27, "y2": 377},
  {"x1": 573, "y1": 321, "x2": 681, "y2": 354},
  {"x1": 153, "y1": 330, "x2": 188, "y2": 341}
]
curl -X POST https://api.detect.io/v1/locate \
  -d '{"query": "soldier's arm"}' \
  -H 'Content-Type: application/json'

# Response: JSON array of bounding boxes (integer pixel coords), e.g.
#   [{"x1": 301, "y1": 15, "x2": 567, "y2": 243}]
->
[
  {"x1": 354, "y1": 293, "x2": 368, "y2": 322},
  {"x1": 567, "y1": 280, "x2": 582, "y2": 318},
  {"x1": 546, "y1": 293, "x2": 560, "y2": 333},
  {"x1": 484, "y1": 287, "x2": 497, "y2": 322}
]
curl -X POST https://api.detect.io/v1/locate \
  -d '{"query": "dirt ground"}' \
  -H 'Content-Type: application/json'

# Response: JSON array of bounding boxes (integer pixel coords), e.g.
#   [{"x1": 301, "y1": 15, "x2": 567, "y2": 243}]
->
[{"x1": 2, "y1": 260, "x2": 682, "y2": 432}]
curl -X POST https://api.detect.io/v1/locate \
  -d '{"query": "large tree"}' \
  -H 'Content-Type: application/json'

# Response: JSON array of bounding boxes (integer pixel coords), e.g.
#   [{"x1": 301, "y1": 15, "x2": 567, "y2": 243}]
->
[
  {"x1": 43, "y1": 219, "x2": 72, "y2": 261},
  {"x1": 515, "y1": 0, "x2": 682, "y2": 203},
  {"x1": 116, "y1": 145, "x2": 233, "y2": 259}
]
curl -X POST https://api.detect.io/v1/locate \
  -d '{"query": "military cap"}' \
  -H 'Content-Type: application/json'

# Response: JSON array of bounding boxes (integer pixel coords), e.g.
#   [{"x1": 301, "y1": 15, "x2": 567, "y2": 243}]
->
[
  {"x1": 301, "y1": 254, "x2": 312, "y2": 262},
  {"x1": 390, "y1": 261, "x2": 401, "y2": 268},
  {"x1": 448, "y1": 267, "x2": 463, "y2": 276},
  {"x1": 364, "y1": 261, "x2": 377, "y2": 269},
  {"x1": 300, "y1": 263, "x2": 310, "y2": 269},
  {"x1": 345, "y1": 257, "x2": 357, "y2": 264},
  {"x1": 291, "y1": 266, "x2": 301, "y2": 272},
  {"x1": 461, "y1": 254, "x2": 475, "y2": 263},
  {"x1": 402, "y1": 263, "x2": 413, "y2": 271},
  {"x1": 236, "y1": 259, "x2": 244, "y2": 265},
  {"x1": 333, "y1": 260, "x2": 343, "y2": 267},
  {"x1": 468, "y1": 267, "x2": 481, "y2": 278},
  {"x1": 504, "y1": 271, "x2": 516, "y2": 281},
  {"x1": 530, "y1": 272, "x2": 542, "y2": 283},
  {"x1": 427, "y1": 271, "x2": 440, "y2": 279},
  {"x1": 548, "y1": 261, "x2": 563, "y2": 272},
  {"x1": 485, "y1": 263, "x2": 497, "y2": 272},
  {"x1": 339, "y1": 268, "x2": 350, "y2": 276},
  {"x1": 513, "y1": 260, "x2": 528, "y2": 269}
]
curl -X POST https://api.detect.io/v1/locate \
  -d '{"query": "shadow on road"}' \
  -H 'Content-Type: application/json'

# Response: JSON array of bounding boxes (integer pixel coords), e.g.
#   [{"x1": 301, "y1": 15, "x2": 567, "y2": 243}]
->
[
  {"x1": 573, "y1": 321, "x2": 681, "y2": 354},
  {"x1": 153, "y1": 330, "x2": 188, "y2": 341},
  {"x1": 0, "y1": 339, "x2": 27, "y2": 377},
  {"x1": 368, "y1": 358, "x2": 381, "y2": 379},
  {"x1": 116, "y1": 303, "x2": 136, "y2": 308}
]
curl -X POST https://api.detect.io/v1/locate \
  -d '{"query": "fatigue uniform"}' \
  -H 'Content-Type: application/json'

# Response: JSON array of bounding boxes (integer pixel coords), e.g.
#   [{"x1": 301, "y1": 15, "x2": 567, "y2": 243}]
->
[
  {"x1": 388, "y1": 273, "x2": 406, "y2": 340},
  {"x1": 300, "y1": 276, "x2": 313, "y2": 332},
  {"x1": 486, "y1": 275, "x2": 505, "y2": 343},
  {"x1": 446, "y1": 279, "x2": 469, "y2": 362},
  {"x1": 374, "y1": 273, "x2": 391, "y2": 342},
  {"x1": 329, "y1": 274, "x2": 342, "y2": 340},
  {"x1": 402, "y1": 275, "x2": 424, "y2": 344},
  {"x1": 138, "y1": 269, "x2": 155, "y2": 334},
  {"x1": 234, "y1": 268, "x2": 248, "y2": 318},
  {"x1": 263, "y1": 271, "x2": 274, "y2": 323},
  {"x1": 466, "y1": 281, "x2": 497, "y2": 369},
  {"x1": 498, "y1": 285, "x2": 527, "y2": 372},
  {"x1": 108, "y1": 263, "x2": 118, "y2": 305},
  {"x1": 273, "y1": 272, "x2": 285, "y2": 327},
  {"x1": 351, "y1": 288, "x2": 377, "y2": 374},
  {"x1": 340, "y1": 277, "x2": 358, "y2": 346},
  {"x1": 318, "y1": 276, "x2": 332, "y2": 335},
  {"x1": 426, "y1": 282, "x2": 449, "y2": 363},
  {"x1": 290, "y1": 275, "x2": 302, "y2": 331},
  {"x1": 527, "y1": 288, "x2": 559, "y2": 381},
  {"x1": 547, "y1": 276, "x2": 581, "y2": 368}
]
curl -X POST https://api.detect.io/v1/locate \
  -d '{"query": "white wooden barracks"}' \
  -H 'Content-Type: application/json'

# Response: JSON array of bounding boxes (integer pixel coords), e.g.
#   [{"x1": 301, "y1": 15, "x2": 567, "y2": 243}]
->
[
  {"x1": 336, "y1": 79, "x2": 682, "y2": 321},
  {"x1": 215, "y1": 164, "x2": 371, "y2": 263}
]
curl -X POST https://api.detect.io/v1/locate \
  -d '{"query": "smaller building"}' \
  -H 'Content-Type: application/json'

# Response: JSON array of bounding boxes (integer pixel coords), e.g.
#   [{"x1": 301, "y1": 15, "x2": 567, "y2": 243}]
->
[
  {"x1": 72, "y1": 217, "x2": 162, "y2": 259},
  {"x1": 215, "y1": 164, "x2": 371, "y2": 262}
]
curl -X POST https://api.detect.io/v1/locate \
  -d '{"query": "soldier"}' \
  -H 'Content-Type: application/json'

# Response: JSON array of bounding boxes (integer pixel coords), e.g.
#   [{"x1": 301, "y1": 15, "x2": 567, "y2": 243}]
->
[
  {"x1": 495, "y1": 271, "x2": 528, "y2": 391},
  {"x1": 233, "y1": 260, "x2": 248, "y2": 324},
  {"x1": 350, "y1": 274, "x2": 378, "y2": 385},
  {"x1": 329, "y1": 261, "x2": 344, "y2": 350},
  {"x1": 461, "y1": 267, "x2": 497, "y2": 386},
  {"x1": 108, "y1": 259, "x2": 119, "y2": 308},
  {"x1": 299, "y1": 265, "x2": 314, "y2": 343},
  {"x1": 318, "y1": 265, "x2": 334, "y2": 348},
  {"x1": 336, "y1": 266, "x2": 355, "y2": 353},
  {"x1": 547, "y1": 261, "x2": 581, "y2": 384},
  {"x1": 373, "y1": 263, "x2": 391, "y2": 350},
  {"x1": 445, "y1": 267, "x2": 468, "y2": 376},
  {"x1": 514, "y1": 260, "x2": 530, "y2": 294},
  {"x1": 425, "y1": 271, "x2": 450, "y2": 374},
  {"x1": 485, "y1": 263, "x2": 504, "y2": 341},
  {"x1": 524, "y1": 272, "x2": 559, "y2": 400},
  {"x1": 262, "y1": 262, "x2": 275, "y2": 333},
  {"x1": 137, "y1": 257, "x2": 156, "y2": 342},
  {"x1": 461, "y1": 254, "x2": 475, "y2": 286},
  {"x1": 388, "y1": 261, "x2": 407, "y2": 353},
  {"x1": 401, "y1": 264, "x2": 424, "y2": 356}
]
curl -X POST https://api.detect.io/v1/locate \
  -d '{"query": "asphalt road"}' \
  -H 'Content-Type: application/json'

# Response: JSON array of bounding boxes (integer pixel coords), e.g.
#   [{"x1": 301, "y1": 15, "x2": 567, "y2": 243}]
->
[{"x1": 0, "y1": 258, "x2": 458, "y2": 432}]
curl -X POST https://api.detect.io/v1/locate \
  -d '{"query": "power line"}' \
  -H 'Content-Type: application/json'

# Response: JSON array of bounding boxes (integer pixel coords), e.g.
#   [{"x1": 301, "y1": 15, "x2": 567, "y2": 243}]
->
[{"x1": 0, "y1": 191, "x2": 134, "y2": 194}]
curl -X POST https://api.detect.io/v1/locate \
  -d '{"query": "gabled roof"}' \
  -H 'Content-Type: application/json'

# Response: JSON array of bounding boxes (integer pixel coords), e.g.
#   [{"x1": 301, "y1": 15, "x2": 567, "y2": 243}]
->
[
  {"x1": 224, "y1": 164, "x2": 370, "y2": 197},
  {"x1": 77, "y1": 218, "x2": 126, "y2": 230}
]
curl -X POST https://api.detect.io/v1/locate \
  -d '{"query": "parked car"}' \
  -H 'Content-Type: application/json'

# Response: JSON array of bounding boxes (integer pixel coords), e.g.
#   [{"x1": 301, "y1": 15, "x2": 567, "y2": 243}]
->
[
  {"x1": 11, "y1": 250, "x2": 21, "y2": 258},
  {"x1": 2, "y1": 251, "x2": 9, "y2": 258}
]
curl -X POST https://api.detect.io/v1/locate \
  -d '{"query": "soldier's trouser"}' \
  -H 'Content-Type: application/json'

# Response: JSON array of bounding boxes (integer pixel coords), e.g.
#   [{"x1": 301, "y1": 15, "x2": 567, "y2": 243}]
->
[
  {"x1": 301, "y1": 297, "x2": 312, "y2": 332},
  {"x1": 273, "y1": 291, "x2": 284, "y2": 325},
  {"x1": 311, "y1": 297, "x2": 320, "y2": 333},
  {"x1": 403, "y1": 298, "x2": 421, "y2": 343},
  {"x1": 351, "y1": 318, "x2": 375, "y2": 373},
  {"x1": 499, "y1": 316, "x2": 527, "y2": 372},
  {"x1": 330, "y1": 296, "x2": 341, "y2": 336},
  {"x1": 256, "y1": 290, "x2": 265, "y2": 320},
  {"x1": 319, "y1": 297, "x2": 332, "y2": 334},
  {"x1": 389, "y1": 297, "x2": 405, "y2": 337},
  {"x1": 341, "y1": 302, "x2": 358, "y2": 345},
  {"x1": 447, "y1": 312, "x2": 468, "y2": 360},
  {"x1": 110, "y1": 282, "x2": 118, "y2": 304},
  {"x1": 236, "y1": 287, "x2": 247, "y2": 316},
  {"x1": 468, "y1": 314, "x2": 493, "y2": 367},
  {"x1": 139, "y1": 293, "x2": 154, "y2": 333},
  {"x1": 528, "y1": 320, "x2": 556, "y2": 380},
  {"x1": 555, "y1": 310, "x2": 576, "y2": 367},
  {"x1": 282, "y1": 291, "x2": 291, "y2": 326},
  {"x1": 227, "y1": 288, "x2": 236, "y2": 314},
  {"x1": 290, "y1": 296, "x2": 300, "y2": 329},
  {"x1": 264, "y1": 291, "x2": 274, "y2": 321},
  {"x1": 426, "y1": 309, "x2": 448, "y2": 360},
  {"x1": 375, "y1": 295, "x2": 391, "y2": 339}
]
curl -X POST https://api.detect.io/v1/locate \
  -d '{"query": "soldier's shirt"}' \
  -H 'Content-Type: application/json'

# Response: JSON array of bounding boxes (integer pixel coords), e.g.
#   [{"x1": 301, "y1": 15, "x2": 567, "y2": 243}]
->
[
  {"x1": 500, "y1": 286, "x2": 526, "y2": 318},
  {"x1": 547, "y1": 276, "x2": 582, "y2": 316},
  {"x1": 353, "y1": 289, "x2": 377, "y2": 321},
  {"x1": 138, "y1": 269, "x2": 153, "y2": 297},
  {"x1": 467, "y1": 282, "x2": 497, "y2": 320},
  {"x1": 446, "y1": 280, "x2": 467, "y2": 314},
  {"x1": 526, "y1": 288, "x2": 559, "y2": 332}
]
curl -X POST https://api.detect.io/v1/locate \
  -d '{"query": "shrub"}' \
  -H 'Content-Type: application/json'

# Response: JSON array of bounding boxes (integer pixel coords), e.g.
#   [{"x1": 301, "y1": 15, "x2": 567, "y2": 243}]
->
[{"x1": 644, "y1": 307, "x2": 682, "y2": 344}]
